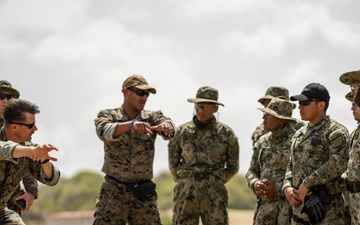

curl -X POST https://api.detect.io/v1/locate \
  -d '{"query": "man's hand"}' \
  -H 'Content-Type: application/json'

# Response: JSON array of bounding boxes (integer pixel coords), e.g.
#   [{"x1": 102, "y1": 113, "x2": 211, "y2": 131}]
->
[
  {"x1": 151, "y1": 122, "x2": 174, "y2": 137},
  {"x1": 132, "y1": 121, "x2": 153, "y2": 135},
  {"x1": 284, "y1": 187, "x2": 302, "y2": 206},
  {"x1": 298, "y1": 183, "x2": 310, "y2": 203},
  {"x1": 15, "y1": 192, "x2": 35, "y2": 212},
  {"x1": 254, "y1": 180, "x2": 276, "y2": 198},
  {"x1": 29, "y1": 144, "x2": 58, "y2": 162}
]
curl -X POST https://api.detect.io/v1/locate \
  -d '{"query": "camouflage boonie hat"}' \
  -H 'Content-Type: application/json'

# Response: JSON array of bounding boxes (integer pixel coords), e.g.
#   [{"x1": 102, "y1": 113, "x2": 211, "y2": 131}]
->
[
  {"x1": 345, "y1": 91, "x2": 353, "y2": 102},
  {"x1": 187, "y1": 86, "x2": 224, "y2": 106},
  {"x1": 0, "y1": 80, "x2": 20, "y2": 98},
  {"x1": 258, "y1": 86, "x2": 289, "y2": 105},
  {"x1": 258, "y1": 98, "x2": 295, "y2": 121},
  {"x1": 122, "y1": 74, "x2": 156, "y2": 94},
  {"x1": 339, "y1": 70, "x2": 360, "y2": 85}
]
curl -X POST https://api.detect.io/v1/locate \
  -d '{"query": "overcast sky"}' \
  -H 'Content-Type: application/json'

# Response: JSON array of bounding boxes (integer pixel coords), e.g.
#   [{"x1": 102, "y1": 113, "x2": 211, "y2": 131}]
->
[{"x1": 1, "y1": 0, "x2": 360, "y2": 179}]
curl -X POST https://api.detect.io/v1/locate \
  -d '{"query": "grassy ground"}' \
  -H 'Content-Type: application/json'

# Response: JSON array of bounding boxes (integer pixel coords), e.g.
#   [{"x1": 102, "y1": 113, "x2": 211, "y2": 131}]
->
[{"x1": 162, "y1": 209, "x2": 255, "y2": 225}]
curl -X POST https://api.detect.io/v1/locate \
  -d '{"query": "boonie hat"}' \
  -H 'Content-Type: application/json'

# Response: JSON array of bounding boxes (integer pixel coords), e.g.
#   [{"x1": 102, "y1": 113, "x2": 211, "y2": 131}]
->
[
  {"x1": 339, "y1": 70, "x2": 360, "y2": 85},
  {"x1": 290, "y1": 83, "x2": 330, "y2": 103},
  {"x1": 0, "y1": 80, "x2": 20, "y2": 98},
  {"x1": 258, "y1": 98, "x2": 295, "y2": 121},
  {"x1": 345, "y1": 92, "x2": 353, "y2": 102},
  {"x1": 187, "y1": 86, "x2": 224, "y2": 106},
  {"x1": 258, "y1": 86, "x2": 289, "y2": 105},
  {"x1": 122, "y1": 74, "x2": 156, "y2": 94}
]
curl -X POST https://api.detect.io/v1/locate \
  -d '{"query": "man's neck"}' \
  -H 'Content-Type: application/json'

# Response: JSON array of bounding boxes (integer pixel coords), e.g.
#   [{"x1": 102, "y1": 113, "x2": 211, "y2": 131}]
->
[{"x1": 309, "y1": 114, "x2": 326, "y2": 127}]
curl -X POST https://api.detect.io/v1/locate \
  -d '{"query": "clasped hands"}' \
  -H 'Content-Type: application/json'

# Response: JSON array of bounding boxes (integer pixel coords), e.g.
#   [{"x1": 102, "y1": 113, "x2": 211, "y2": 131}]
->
[{"x1": 254, "y1": 179, "x2": 276, "y2": 199}]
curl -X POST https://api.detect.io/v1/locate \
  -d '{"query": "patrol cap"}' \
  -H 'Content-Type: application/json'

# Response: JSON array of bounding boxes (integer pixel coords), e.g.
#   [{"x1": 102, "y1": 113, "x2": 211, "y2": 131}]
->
[
  {"x1": 339, "y1": 70, "x2": 360, "y2": 85},
  {"x1": 258, "y1": 86, "x2": 289, "y2": 105},
  {"x1": 0, "y1": 80, "x2": 20, "y2": 99},
  {"x1": 258, "y1": 98, "x2": 295, "y2": 121},
  {"x1": 345, "y1": 92, "x2": 353, "y2": 102},
  {"x1": 290, "y1": 83, "x2": 330, "y2": 103},
  {"x1": 122, "y1": 74, "x2": 156, "y2": 94},
  {"x1": 187, "y1": 86, "x2": 224, "y2": 106}
]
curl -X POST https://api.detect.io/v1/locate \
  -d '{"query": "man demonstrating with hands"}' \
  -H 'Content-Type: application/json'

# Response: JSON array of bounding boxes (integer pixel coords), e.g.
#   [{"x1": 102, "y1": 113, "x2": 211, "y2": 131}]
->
[
  {"x1": 0, "y1": 98, "x2": 60, "y2": 225},
  {"x1": 93, "y1": 74, "x2": 175, "y2": 225}
]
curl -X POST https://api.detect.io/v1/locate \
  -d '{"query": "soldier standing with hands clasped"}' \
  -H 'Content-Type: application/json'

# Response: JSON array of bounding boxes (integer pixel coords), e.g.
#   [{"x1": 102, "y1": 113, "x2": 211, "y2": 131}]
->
[
  {"x1": 247, "y1": 98, "x2": 297, "y2": 225},
  {"x1": 283, "y1": 83, "x2": 349, "y2": 224},
  {"x1": 168, "y1": 86, "x2": 239, "y2": 225}
]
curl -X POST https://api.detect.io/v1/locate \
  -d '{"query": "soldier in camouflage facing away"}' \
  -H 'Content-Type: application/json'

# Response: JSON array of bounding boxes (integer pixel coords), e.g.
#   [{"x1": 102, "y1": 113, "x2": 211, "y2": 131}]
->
[
  {"x1": 0, "y1": 99, "x2": 60, "y2": 225},
  {"x1": 93, "y1": 74, "x2": 175, "y2": 225},
  {"x1": 246, "y1": 98, "x2": 297, "y2": 225},
  {"x1": 340, "y1": 69, "x2": 360, "y2": 225},
  {"x1": 0, "y1": 80, "x2": 38, "y2": 216},
  {"x1": 168, "y1": 86, "x2": 239, "y2": 225},
  {"x1": 283, "y1": 83, "x2": 349, "y2": 225}
]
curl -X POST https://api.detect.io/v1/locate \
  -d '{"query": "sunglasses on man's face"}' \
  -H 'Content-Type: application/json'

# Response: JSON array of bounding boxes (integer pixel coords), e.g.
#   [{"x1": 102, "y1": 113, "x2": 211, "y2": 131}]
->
[
  {"x1": 299, "y1": 99, "x2": 321, "y2": 106},
  {"x1": 127, "y1": 87, "x2": 150, "y2": 97},
  {"x1": 10, "y1": 122, "x2": 36, "y2": 129},
  {"x1": 0, "y1": 93, "x2": 12, "y2": 100}
]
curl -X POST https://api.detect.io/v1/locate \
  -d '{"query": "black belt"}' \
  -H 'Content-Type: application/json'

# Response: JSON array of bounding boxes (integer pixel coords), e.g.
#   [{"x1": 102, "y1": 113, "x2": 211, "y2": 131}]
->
[
  {"x1": 180, "y1": 172, "x2": 210, "y2": 181},
  {"x1": 105, "y1": 175, "x2": 134, "y2": 192},
  {"x1": 347, "y1": 181, "x2": 360, "y2": 193},
  {"x1": 292, "y1": 215, "x2": 310, "y2": 225}
]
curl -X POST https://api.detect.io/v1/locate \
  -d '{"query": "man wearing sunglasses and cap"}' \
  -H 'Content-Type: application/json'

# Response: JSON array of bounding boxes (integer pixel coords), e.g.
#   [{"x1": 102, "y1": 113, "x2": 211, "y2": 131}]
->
[
  {"x1": 0, "y1": 98, "x2": 60, "y2": 224},
  {"x1": 168, "y1": 86, "x2": 239, "y2": 225},
  {"x1": 340, "y1": 69, "x2": 360, "y2": 225},
  {"x1": 93, "y1": 74, "x2": 175, "y2": 225},
  {"x1": 247, "y1": 98, "x2": 297, "y2": 225},
  {"x1": 0, "y1": 80, "x2": 39, "y2": 218},
  {"x1": 283, "y1": 83, "x2": 349, "y2": 224}
]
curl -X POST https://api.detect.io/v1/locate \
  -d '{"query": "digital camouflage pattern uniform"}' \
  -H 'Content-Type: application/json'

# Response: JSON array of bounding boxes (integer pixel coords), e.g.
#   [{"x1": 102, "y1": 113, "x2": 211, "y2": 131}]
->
[
  {"x1": 283, "y1": 116, "x2": 349, "y2": 224},
  {"x1": 247, "y1": 98, "x2": 298, "y2": 225},
  {"x1": 0, "y1": 129, "x2": 61, "y2": 225},
  {"x1": 340, "y1": 70, "x2": 360, "y2": 225},
  {"x1": 93, "y1": 106, "x2": 174, "y2": 225},
  {"x1": 0, "y1": 118, "x2": 38, "y2": 216},
  {"x1": 168, "y1": 116, "x2": 239, "y2": 225}
]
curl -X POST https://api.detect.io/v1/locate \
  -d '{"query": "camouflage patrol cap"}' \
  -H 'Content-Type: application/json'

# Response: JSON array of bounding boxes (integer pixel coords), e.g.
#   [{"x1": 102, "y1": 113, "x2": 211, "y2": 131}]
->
[
  {"x1": 258, "y1": 86, "x2": 289, "y2": 105},
  {"x1": 0, "y1": 80, "x2": 20, "y2": 98},
  {"x1": 345, "y1": 91, "x2": 353, "y2": 102},
  {"x1": 339, "y1": 70, "x2": 360, "y2": 85},
  {"x1": 187, "y1": 86, "x2": 224, "y2": 106},
  {"x1": 258, "y1": 98, "x2": 295, "y2": 121},
  {"x1": 122, "y1": 74, "x2": 156, "y2": 94}
]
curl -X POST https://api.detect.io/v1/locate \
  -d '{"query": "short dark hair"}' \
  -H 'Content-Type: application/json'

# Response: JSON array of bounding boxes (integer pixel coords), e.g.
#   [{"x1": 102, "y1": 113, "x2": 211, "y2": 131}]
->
[{"x1": 4, "y1": 99, "x2": 40, "y2": 123}]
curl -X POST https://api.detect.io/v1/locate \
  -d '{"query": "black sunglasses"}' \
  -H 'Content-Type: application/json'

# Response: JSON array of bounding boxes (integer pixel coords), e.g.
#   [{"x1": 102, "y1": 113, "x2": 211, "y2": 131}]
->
[
  {"x1": 128, "y1": 87, "x2": 150, "y2": 97},
  {"x1": 10, "y1": 121, "x2": 36, "y2": 129},
  {"x1": 299, "y1": 99, "x2": 321, "y2": 106},
  {"x1": 0, "y1": 93, "x2": 12, "y2": 100}
]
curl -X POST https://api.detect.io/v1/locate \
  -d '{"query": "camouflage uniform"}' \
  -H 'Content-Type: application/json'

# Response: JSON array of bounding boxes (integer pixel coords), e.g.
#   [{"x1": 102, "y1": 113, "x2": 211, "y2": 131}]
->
[
  {"x1": 93, "y1": 106, "x2": 174, "y2": 225},
  {"x1": 168, "y1": 86, "x2": 239, "y2": 225},
  {"x1": 0, "y1": 118, "x2": 38, "y2": 215},
  {"x1": 340, "y1": 70, "x2": 360, "y2": 225},
  {"x1": 283, "y1": 116, "x2": 349, "y2": 224},
  {"x1": 247, "y1": 98, "x2": 297, "y2": 225},
  {"x1": 0, "y1": 129, "x2": 61, "y2": 224},
  {"x1": 251, "y1": 86, "x2": 304, "y2": 145}
]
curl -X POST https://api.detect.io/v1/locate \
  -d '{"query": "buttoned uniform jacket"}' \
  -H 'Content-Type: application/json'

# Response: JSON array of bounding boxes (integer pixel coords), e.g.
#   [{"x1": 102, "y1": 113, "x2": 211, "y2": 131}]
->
[{"x1": 94, "y1": 106, "x2": 175, "y2": 183}]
